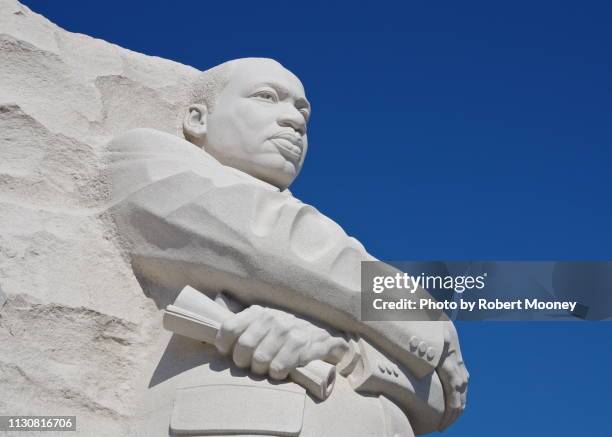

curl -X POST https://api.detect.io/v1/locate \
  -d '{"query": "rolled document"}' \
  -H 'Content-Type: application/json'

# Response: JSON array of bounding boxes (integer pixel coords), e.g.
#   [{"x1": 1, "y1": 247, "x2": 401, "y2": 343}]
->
[{"x1": 163, "y1": 285, "x2": 336, "y2": 400}]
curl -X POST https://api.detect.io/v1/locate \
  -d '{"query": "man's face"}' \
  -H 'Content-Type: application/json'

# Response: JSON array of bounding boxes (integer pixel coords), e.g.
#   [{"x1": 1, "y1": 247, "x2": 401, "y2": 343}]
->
[{"x1": 205, "y1": 59, "x2": 310, "y2": 190}]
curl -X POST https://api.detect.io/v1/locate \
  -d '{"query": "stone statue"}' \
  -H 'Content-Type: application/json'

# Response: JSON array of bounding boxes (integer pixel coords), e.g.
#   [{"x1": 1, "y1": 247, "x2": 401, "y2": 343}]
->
[{"x1": 106, "y1": 57, "x2": 469, "y2": 437}]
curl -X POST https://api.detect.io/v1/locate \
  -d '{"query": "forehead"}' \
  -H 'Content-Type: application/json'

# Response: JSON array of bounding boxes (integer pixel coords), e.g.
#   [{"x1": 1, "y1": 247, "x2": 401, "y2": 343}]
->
[{"x1": 227, "y1": 60, "x2": 306, "y2": 99}]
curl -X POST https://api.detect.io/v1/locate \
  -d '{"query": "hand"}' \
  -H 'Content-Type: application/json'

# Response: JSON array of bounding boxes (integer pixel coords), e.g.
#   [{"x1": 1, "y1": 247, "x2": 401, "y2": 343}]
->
[
  {"x1": 436, "y1": 322, "x2": 469, "y2": 431},
  {"x1": 215, "y1": 305, "x2": 348, "y2": 380}
]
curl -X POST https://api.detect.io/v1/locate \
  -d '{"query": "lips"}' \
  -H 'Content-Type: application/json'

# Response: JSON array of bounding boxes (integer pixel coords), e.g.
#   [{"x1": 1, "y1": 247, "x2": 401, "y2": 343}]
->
[{"x1": 270, "y1": 133, "x2": 303, "y2": 162}]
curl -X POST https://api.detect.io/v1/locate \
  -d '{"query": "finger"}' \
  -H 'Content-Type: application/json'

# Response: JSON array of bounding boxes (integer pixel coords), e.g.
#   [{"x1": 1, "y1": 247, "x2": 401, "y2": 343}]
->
[
  {"x1": 215, "y1": 306, "x2": 261, "y2": 355},
  {"x1": 438, "y1": 372, "x2": 453, "y2": 430},
  {"x1": 251, "y1": 330, "x2": 283, "y2": 375},
  {"x1": 439, "y1": 394, "x2": 454, "y2": 430},
  {"x1": 322, "y1": 337, "x2": 349, "y2": 364},
  {"x1": 440, "y1": 393, "x2": 460, "y2": 430},
  {"x1": 300, "y1": 337, "x2": 348, "y2": 364},
  {"x1": 440, "y1": 367, "x2": 460, "y2": 430},
  {"x1": 439, "y1": 407, "x2": 452, "y2": 431},
  {"x1": 453, "y1": 374, "x2": 468, "y2": 394},
  {"x1": 450, "y1": 390, "x2": 465, "y2": 425},
  {"x1": 232, "y1": 320, "x2": 269, "y2": 368},
  {"x1": 449, "y1": 405, "x2": 462, "y2": 427},
  {"x1": 442, "y1": 403, "x2": 456, "y2": 430},
  {"x1": 462, "y1": 367, "x2": 470, "y2": 387},
  {"x1": 269, "y1": 341, "x2": 301, "y2": 380},
  {"x1": 444, "y1": 410, "x2": 457, "y2": 430},
  {"x1": 444, "y1": 399, "x2": 461, "y2": 430}
]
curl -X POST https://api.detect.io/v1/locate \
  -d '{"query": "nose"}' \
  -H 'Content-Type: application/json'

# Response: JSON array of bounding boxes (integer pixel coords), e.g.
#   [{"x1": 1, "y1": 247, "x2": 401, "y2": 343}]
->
[{"x1": 277, "y1": 104, "x2": 306, "y2": 135}]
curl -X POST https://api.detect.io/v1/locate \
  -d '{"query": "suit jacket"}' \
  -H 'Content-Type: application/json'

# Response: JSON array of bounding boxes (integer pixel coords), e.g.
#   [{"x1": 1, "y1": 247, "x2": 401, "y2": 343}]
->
[{"x1": 105, "y1": 128, "x2": 449, "y2": 379}]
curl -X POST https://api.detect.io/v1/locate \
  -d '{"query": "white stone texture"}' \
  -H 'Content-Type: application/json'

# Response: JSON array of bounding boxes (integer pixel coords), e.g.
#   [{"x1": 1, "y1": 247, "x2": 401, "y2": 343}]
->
[
  {"x1": 0, "y1": 1, "x2": 198, "y2": 435},
  {"x1": 0, "y1": 3, "x2": 467, "y2": 435}
]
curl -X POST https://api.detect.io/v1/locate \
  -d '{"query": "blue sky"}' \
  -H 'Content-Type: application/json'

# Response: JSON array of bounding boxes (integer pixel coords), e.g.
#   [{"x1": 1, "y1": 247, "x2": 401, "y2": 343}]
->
[{"x1": 22, "y1": 1, "x2": 612, "y2": 435}]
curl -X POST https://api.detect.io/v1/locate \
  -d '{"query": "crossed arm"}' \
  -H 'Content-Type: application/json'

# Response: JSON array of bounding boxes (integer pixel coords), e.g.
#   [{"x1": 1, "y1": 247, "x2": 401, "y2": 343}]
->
[
  {"x1": 106, "y1": 128, "x2": 468, "y2": 429},
  {"x1": 213, "y1": 298, "x2": 467, "y2": 431}
]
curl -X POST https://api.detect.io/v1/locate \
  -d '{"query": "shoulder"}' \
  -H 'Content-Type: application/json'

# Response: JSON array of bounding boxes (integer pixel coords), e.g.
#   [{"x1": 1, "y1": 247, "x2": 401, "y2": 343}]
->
[
  {"x1": 106, "y1": 128, "x2": 222, "y2": 175},
  {"x1": 106, "y1": 128, "x2": 227, "y2": 203},
  {"x1": 108, "y1": 128, "x2": 198, "y2": 157}
]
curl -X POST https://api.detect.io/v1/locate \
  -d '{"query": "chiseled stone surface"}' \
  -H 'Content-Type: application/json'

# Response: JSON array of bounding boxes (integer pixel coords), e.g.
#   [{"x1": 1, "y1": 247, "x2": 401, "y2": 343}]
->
[
  {"x1": 0, "y1": 2, "x2": 468, "y2": 436},
  {"x1": 0, "y1": 1, "x2": 198, "y2": 435}
]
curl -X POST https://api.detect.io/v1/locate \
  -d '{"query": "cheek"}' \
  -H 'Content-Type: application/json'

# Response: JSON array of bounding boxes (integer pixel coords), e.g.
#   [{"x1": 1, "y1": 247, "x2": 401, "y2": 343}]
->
[
  {"x1": 296, "y1": 137, "x2": 308, "y2": 169},
  {"x1": 233, "y1": 103, "x2": 275, "y2": 144},
  {"x1": 206, "y1": 110, "x2": 239, "y2": 146}
]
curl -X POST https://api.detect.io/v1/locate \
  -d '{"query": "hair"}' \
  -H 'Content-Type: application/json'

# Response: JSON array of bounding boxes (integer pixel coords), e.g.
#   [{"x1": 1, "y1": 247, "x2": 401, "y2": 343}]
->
[
  {"x1": 188, "y1": 60, "x2": 235, "y2": 111},
  {"x1": 189, "y1": 57, "x2": 283, "y2": 111}
]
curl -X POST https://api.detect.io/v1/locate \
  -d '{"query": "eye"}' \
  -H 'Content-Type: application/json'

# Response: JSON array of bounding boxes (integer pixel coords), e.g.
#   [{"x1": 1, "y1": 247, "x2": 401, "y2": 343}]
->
[{"x1": 251, "y1": 89, "x2": 279, "y2": 103}]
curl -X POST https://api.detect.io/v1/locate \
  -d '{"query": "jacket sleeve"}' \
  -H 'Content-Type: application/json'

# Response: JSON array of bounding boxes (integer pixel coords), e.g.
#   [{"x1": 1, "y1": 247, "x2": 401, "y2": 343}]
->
[{"x1": 106, "y1": 129, "x2": 450, "y2": 378}]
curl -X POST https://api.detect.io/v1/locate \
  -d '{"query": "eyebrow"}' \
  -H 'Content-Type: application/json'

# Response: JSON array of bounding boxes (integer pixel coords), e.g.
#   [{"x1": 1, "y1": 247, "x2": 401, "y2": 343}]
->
[{"x1": 260, "y1": 82, "x2": 311, "y2": 111}]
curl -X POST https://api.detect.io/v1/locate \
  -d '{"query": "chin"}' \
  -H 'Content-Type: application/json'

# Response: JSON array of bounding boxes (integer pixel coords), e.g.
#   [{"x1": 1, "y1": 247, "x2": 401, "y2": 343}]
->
[
  {"x1": 252, "y1": 155, "x2": 298, "y2": 190},
  {"x1": 260, "y1": 168, "x2": 295, "y2": 191}
]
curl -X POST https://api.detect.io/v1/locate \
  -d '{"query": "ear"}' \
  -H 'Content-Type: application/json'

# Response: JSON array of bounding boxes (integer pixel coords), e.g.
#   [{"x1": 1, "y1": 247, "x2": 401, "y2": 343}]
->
[{"x1": 183, "y1": 104, "x2": 208, "y2": 142}]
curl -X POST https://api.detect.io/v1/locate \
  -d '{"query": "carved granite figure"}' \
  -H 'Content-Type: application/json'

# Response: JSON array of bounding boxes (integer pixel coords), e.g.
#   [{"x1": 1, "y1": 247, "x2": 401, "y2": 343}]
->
[{"x1": 106, "y1": 58, "x2": 468, "y2": 437}]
